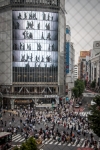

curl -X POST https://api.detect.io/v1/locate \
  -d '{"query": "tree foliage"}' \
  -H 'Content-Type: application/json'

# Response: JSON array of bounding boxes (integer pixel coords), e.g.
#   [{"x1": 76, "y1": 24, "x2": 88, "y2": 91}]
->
[
  {"x1": 13, "y1": 137, "x2": 38, "y2": 150},
  {"x1": 72, "y1": 87, "x2": 79, "y2": 98},
  {"x1": 90, "y1": 80, "x2": 96, "y2": 88},
  {"x1": 88, "y1": 95, "x2": 100, "y2": 137},
  {"x1": 72, "y1": 79, "x2": 85, "y2": 98},
  {"x1": 84, "y1": 80, "x2": 87, "y2": 87},
  {"x1": 13, "y1": 146, "x2": 19, "y2": 150}
]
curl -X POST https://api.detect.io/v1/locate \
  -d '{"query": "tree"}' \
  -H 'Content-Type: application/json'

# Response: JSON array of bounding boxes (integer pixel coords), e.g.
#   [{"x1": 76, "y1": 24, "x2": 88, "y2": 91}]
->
[
  {"x1": 88, "y1": 95, "x2": 100, "y2": 137},
  {"x1": 72, "y1": 87, "x2": 79, "y2": 98},
  {"x1": 13, "y1": 137, "x2": 38, "y2": 150},
  {"x1": 84, "y1": 80, "x2": 87, "y2": 87},
  {"x1": 90, "y1": 80, "x2": 96, "y2": 88},
  {"x1": 20, "y1": 137, "x2": 38, "y2": 150},
  {"x1": 13, "y1": 146, "x2": 19, "y2": 150},
  {"x1": 73, "y1": 79, "x2": 85, "y2": 97}
]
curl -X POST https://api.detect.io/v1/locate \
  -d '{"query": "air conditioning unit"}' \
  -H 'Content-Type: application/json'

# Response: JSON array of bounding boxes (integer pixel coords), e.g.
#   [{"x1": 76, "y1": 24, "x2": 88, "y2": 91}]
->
[
  {"x1": 93, "y1": 41, "x2": 100, "y2": 49},
  {"x1": 96, "y1": 42, "x2": 100, "y2": 47}
]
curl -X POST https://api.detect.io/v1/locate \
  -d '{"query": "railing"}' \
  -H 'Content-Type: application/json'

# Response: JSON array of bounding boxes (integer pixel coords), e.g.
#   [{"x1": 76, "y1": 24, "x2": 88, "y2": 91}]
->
[
  {"x1": 2, "y1": 92, "x2": 57, "y2": 95},
  {"x1": 0, "y1": 0, "x2": 60, "y2": 8},
  {"x1": 10, "y1": 0, "x2": 60, "y2": 6}
]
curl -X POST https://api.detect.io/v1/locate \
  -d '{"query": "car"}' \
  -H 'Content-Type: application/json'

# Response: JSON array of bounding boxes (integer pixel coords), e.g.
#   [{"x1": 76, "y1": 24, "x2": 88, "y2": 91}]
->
[
  {"x1": 78, "y1": 101, "x2": 82, "y2": 105},
  {"x1": 91, "y1": 100, "x2": 96, "y2": 105},
  {"x1": 75, "y1": 104, "x2": 80, "y2": 108}
]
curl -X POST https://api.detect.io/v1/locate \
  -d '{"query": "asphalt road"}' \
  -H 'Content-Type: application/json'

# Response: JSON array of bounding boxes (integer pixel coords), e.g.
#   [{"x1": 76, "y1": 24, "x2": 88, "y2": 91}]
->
[{"x1": 0, "y1": 91, "x2": 99, "y2": 149}]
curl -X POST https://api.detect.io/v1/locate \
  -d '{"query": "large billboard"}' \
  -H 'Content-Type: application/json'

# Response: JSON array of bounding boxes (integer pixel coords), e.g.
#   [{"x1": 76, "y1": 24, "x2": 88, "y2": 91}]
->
[{"x1": 12, "y1": 11, "x2": 58, "y2": 82}]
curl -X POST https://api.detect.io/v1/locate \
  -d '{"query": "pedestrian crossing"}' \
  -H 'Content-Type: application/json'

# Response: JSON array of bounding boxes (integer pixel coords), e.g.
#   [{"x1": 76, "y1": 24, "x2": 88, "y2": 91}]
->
[
  {"x1": 74, "y1": 111, "x2": 91, "y2": 117},
  {"x1": 12, "y1": 134, "x2": 25, "y2": 143},
  {"x1": 42, "y1": 138, "x2": 99, "y2": 148},
  {"x1": 12, "y1": 134, "x2": 99, "y2": 149}
]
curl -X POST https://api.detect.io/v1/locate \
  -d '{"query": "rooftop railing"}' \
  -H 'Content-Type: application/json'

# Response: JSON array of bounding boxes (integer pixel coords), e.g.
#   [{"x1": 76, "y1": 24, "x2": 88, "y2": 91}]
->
[{"x1": 0, "y1": 0, "x2": 60, "y2": 8}]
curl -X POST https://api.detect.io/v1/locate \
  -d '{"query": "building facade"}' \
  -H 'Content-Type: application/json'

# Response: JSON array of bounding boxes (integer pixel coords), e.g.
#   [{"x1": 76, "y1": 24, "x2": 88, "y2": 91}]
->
[
  {"x1": 0, "y1": 0, "x2": 66, "y2": 109},
  {"x1": 65, "y1": 25, "x2": 75, "y2": 99},
  {"x1": 90, "y1": 41, "x2": 100, "y2": 85},
  {"x1": 74, "y1": 65, "x2": 78, "y2": 81},
  {"x1": 78, "y1": 51, "x2": 90, "y2": 80}
]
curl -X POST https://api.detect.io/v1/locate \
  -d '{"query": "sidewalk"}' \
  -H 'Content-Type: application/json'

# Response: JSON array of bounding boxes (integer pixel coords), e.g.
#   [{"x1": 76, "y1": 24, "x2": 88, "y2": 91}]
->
[
  {"x1": 5, "y1": 109, "x2": 18, "y2": 115},
  {"x1": 85, "y1": 89, "x2": 98, "y2": 94}
]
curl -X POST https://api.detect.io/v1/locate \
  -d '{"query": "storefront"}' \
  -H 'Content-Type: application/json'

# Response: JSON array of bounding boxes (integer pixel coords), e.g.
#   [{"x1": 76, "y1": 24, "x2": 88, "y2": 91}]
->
[{"x1": 14, "y1": 99, "x2": 33, "y2": 109}]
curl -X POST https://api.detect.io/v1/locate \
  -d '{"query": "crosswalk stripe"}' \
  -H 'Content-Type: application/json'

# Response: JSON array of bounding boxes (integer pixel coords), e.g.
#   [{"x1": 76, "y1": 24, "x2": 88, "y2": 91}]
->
[
  {"x1": 81, "y1": 140, "x2": 86, "y2": 147},
  {"x1": 12, "y1": 134, "x2": 20, "y2": 139},
  {"x1": 49, "y1": 140, "x2": 54, "y2": 144},
  {"x1": 74, "y1": 111, "x2": 91, "y2": 117},
  {"x1": 63, "y1": 143, "x2": 66, "y2": 146},
  {"x1": 68, "y1": 142, "x2": 71, "y2": 146},
  {"x1": 41, "y1": 138, "x2": 99, "y2": 148},
  {"x1": 54, "y1": 141, "x2": 59, "y2": 145},
  {"x1": 19, "y1": 138, "x2": 25, "y2": 142},
  {"x1": 58, "y1": 142, "x2": 61, "y2": 145},
  {"x1": 42, "y1": 138, "x2": 48, "y2": 144},
  {"x1": 45, "y1": 138, "x2": 52, "y2": 144},
  {"x1": 77, "y1": 139, "x2": 84, "y2": 147},
  {"x1": 82, "y1": 113, "x2": 85, "y2": 116},
  {"x1": 13, "y1": 145, "x2": 21, "y2": 148},
  {"x1": 72, "y1": 139, "x2": 77, "y2": 146},
  {"x1": 15, "y1": 137, "x2": 22, "y2": 142},
  {"x1": 97, "y1": 141, "x2": 100, "y2": 148},
  {"x1": 81, "y1": 112, "x2": 84, "y2": 115},
  {"x1": 12, "y1": 135, "x2": 21, "y2": 141}
]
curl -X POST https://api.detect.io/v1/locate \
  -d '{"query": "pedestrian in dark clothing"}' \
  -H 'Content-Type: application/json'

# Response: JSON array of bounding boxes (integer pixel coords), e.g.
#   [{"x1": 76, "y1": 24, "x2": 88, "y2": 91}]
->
[
  {"x1": 84, "y1": 131, "x2": 86, "y2": 136},
  {"x1": 5, "y1": 121, "x2": 6, "y2": 127}
]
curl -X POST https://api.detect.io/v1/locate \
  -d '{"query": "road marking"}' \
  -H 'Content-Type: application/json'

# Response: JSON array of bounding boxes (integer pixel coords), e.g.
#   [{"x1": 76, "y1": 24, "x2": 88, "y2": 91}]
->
[
  {"x1": 77, "y1": 139, "x2": 84, "y2": 147},
  {"x1": 12, "y1": 135, "x2": 21, "y2": 141},
  {"x1": 72, "y1": 139, "x2": 77, "y2": 146},
  {"x1": 45, "y1": 138, "x2": 52, "y2": 144},
  {"x1": 12, "y1": 134, "x2": 20, "y2": 139},
  {"x1": 54, "y1": 141, "x2": 58, "y2": 145},
  {"x1": 42, "y1": 138, "x2": 48, "y2": 144},
  {"x1": 49, "y1": 140, "x2": 55, "y2": 144},
  {"x1": 81, "y1": 140, "x2": 86, "y2": 147},
  {"x1": 68, "y1": 142, "x2": 71, "y2": 146},
  {"x1": 15, "y1": 137, "x2": 22, "y2": 142},
  {"x1": 58, "y1": 142, "x2": 61, "y2": 145},
  {"x1": 19, "y1": 138, "x2": 25, "y2": 142}
]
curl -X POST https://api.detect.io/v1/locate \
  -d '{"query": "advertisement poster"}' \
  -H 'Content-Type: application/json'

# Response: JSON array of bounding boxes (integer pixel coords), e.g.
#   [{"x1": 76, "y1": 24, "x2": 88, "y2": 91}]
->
[{"x1": 13, "y1": 11, "x2": 58, "y2": 82}]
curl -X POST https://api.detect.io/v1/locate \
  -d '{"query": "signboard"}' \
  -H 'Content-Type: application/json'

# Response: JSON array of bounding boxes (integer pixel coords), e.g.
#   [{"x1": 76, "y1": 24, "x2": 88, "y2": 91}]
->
[
  {"x1": 80, "y1": 51, "x2": 90, "y2": 57},
  {"x1": 44, "y1": 95, "x2": 57, "y2": 98}
]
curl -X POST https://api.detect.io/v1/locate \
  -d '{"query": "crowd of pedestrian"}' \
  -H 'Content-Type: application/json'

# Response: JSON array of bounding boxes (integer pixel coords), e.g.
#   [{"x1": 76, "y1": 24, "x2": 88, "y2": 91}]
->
[{"x1": 0, "y1": 102, "x2": 99, "y2": 149}]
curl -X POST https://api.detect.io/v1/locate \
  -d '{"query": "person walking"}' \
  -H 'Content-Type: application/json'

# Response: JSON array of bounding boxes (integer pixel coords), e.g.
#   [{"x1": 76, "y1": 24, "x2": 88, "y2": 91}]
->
[{"x1": 5, "y1": 121, "x2": 6, "y2": 127}]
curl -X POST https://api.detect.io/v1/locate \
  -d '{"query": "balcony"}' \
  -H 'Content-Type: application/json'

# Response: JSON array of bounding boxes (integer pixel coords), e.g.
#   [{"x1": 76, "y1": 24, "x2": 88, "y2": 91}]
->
[{"x1": 0, "y1": 0, "x2": 60, "y2": 10}]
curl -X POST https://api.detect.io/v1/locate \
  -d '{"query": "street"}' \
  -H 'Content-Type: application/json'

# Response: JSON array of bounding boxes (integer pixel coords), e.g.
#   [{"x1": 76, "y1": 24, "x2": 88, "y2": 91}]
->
[{"x1": 0, "y1": 91, "x2": 99, "y2": 150}]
